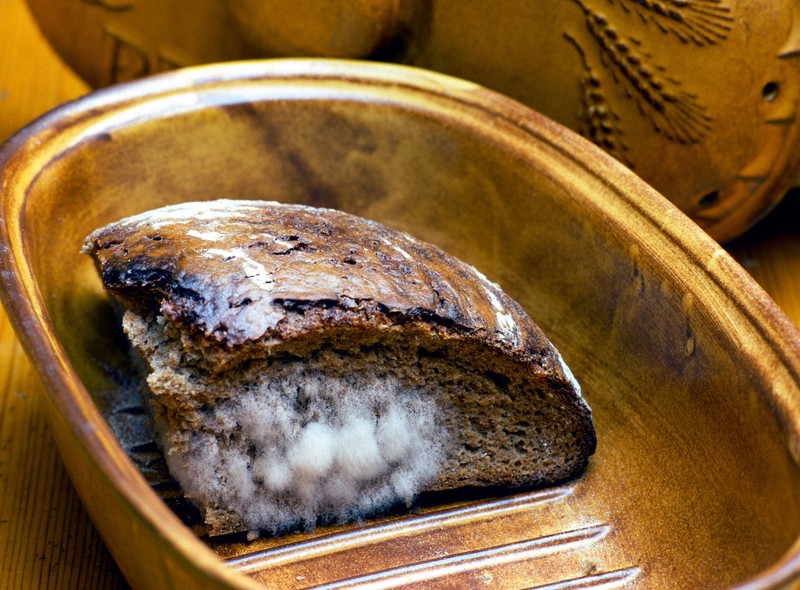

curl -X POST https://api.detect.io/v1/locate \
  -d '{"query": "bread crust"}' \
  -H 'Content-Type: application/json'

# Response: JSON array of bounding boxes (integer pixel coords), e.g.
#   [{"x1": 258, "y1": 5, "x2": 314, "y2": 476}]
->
[{"x1": 85, "y1": 200, "x2": 563, "y2": 368}]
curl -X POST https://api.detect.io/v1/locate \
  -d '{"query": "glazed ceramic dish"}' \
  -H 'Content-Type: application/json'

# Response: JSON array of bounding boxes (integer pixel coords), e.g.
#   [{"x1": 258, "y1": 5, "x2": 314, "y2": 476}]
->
[{"x1": 1, "y1": 59, "x2": 800, "y2": 589}]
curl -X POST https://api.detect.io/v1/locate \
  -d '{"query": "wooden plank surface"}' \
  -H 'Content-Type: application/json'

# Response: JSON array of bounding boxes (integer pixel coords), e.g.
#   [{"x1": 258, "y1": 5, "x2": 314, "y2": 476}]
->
[
  {"x1": 0, "y1": 1, "x2": 128, "y2": 588},
  {"x1": 0, "y1": 0, "x2": 798, "y2": 588}
]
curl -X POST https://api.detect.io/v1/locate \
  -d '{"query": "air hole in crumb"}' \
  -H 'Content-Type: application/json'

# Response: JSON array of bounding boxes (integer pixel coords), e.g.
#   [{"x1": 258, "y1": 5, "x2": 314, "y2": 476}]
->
[
  {"x1": 762, "y1": 82, "x2": 780, "y2": 102},
  {"x1": 485, "y1": 371, "x2": 510, "y2": 390}
]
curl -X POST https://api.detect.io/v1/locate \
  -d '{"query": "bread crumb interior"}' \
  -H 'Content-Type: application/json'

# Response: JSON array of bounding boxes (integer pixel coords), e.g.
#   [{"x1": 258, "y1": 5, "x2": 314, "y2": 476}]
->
[{"x1": 123, "y1": 308, "x2": 590, "y2": 536}]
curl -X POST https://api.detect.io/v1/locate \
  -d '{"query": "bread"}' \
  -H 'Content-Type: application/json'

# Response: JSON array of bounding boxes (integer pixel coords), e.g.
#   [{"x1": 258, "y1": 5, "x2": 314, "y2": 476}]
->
[{"x1": 83, "y1": 199, "x2": 596, "y2": 537}]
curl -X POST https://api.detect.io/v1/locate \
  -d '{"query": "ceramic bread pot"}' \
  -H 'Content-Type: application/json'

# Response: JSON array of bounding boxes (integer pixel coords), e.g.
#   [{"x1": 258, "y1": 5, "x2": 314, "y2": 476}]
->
[
  {"x1": 2, "y1": 59, "x2": 800, "y2": 589},
  {"x1": 26, "y1": 0, "x2": 800, "y2": 242}
]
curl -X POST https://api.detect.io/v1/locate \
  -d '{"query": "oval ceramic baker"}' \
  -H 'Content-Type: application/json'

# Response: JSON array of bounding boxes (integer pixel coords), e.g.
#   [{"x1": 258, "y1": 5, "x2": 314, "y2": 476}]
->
[{"x1": 1, "y1": 59, "x2": 800, "y2": 589}]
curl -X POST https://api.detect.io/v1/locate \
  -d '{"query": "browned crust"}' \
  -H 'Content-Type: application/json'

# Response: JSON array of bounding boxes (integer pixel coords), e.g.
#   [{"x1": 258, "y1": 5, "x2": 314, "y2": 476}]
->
[{"x1": 82, "y1": 200, "x2": 571, "y2": 378}]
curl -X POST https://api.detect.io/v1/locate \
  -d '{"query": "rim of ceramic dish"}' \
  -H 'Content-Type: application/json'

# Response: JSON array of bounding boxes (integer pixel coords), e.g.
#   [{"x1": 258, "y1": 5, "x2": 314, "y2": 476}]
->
[{"x1": 1, "y1": 58, "x2": 800, "y2": 589}]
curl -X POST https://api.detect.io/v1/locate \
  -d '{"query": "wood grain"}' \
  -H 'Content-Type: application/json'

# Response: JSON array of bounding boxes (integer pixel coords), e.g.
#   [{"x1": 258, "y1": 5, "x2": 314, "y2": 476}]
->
[
  {"x1": 726, "y1": 191, "x2": 800, "y2": 326},
  {"x1": 0, "y1": 0, "x2": 127, "y2": 588},
  {"x1": 0, "y1": 0, "x2": 798, "y2": 587}
]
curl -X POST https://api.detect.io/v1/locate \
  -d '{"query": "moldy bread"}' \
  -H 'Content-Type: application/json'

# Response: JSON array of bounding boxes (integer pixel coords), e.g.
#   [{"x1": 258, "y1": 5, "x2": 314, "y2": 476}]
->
[{"x1": 83, "y1": 199, "x2": 596, "y2": 536}]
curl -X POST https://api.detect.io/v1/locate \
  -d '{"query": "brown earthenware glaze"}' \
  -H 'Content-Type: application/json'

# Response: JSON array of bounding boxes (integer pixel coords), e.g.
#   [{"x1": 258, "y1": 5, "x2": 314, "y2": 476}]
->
[
  {"x1": 25, "y1": 0, "x2": 800, "y2": 241},
  {"x1": 2, "y1": 59, "x2": 800, "y2": 589}
]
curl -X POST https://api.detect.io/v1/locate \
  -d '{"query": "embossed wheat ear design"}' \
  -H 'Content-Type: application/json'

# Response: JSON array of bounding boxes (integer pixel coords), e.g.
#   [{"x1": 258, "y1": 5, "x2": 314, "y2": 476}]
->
[
  {"x1": 575, "y1": 1, "x2": 712, "y2": 144},
  {"x1": 566, "y1": 34, "x2": 632, "y2": 167},
  {"x1": 611, "y1": 0, "x2": 733, "y2": 45}
]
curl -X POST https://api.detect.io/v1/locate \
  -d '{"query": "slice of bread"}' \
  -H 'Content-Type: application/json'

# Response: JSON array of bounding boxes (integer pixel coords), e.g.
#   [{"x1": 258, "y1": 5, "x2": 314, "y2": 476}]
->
[{"x1": 83, "y1": 199, "x2": 596, "y2": 536}]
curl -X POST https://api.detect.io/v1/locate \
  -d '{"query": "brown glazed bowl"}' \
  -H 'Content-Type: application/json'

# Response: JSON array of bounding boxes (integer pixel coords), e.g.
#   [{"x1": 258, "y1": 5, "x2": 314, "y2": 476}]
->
[{"x1": 2, "y1": 59, "x2": 800, "y2": 589}]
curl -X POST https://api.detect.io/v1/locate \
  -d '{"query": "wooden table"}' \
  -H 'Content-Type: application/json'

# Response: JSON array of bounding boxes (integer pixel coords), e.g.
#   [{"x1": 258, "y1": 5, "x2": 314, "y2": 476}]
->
[
  {"x1": 0, "y1": 0, "x2": 799, "y2": 588},
  {"x1": 0, "y1": 2, "x2": 129, "y2": 587}
]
